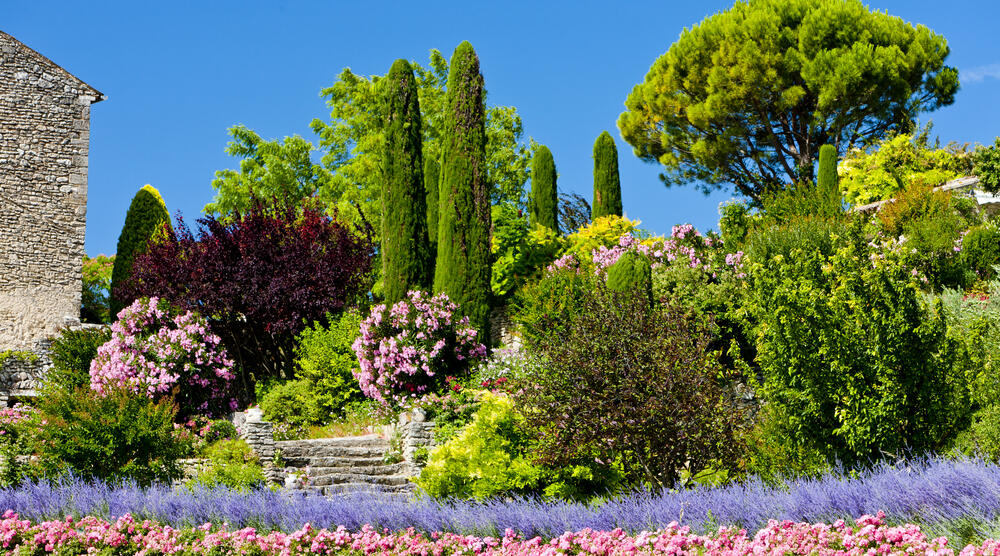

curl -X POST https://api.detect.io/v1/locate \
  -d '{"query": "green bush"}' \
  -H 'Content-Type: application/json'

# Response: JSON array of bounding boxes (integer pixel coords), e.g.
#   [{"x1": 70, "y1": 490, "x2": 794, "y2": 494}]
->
[
  {"x1": 110, "y1": 184, "x2": 171, "y2": 316},
  {"x1": 512, "y1": 263, "x2": 595, "y2": 349},
  {"x1": 190, "y1": 438, "x2": 265, "y2": 491},
  {"x1": 491, "y1": 203, "x2": 563, "y2": 298},
  {"x1": 32, "y1": 388, "x2": 182, "y2": 486},
  {"x1": 605, "y1": 251, "x2": 652, "y2": 304},
  {"x1": 258, "y1": 379, "x2": 326, "y2": 435},
  {"x1": 204, "y1": 419, "x2": 238, "y2": 443},
  {"x1": 938, "y1": 281, "x2": 1000, "y2": 409},
  {"x1": 974, "y1": 137, "x2": 1000, "y2": 193},
  {"x1": 746, "y1": 219, "x2": 968, "y2": 466},
  {"x1": 742, "y1": 403, "x2": 831, "y2": 484},
  {"x1": 963, "y1": 223, "x2": 1000, "y2": 281},
  {"x1": 45, "y1": 327, "x2": 111, "y2": 392},
  {"x1": 293, "y1": 311, "x2": 364, "y2": 416}
]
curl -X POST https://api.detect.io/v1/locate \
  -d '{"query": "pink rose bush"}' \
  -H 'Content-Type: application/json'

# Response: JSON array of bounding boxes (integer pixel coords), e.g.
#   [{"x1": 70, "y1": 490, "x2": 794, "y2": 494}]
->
[
  {"x1": 1, "y1": 511, "x2": 999, "y2": 555},
  {"x1": 90, "y1": 297, "x2": 237, "y2": 418},
  {"x1": 352, "y1": 291, "x2": 486, "y2": 406}
]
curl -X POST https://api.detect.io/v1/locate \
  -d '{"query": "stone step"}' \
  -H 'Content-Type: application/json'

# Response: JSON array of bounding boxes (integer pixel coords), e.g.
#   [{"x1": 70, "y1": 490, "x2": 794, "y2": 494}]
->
[
  {"x1": 282, "y1": 455, "x2": 389, "y2": 468},
  {"x1": 277, "y1": 444, "x2": 389, "y2": 460},
  {"x1": 320, "y1": 482, "x2": 415, "y2": 495},
  {"x1": 310, "y1": 473, "x2": 412, "y2": 488},
  {"x1": 306, "y1": 463, "x2": 406, "y2": 477}
]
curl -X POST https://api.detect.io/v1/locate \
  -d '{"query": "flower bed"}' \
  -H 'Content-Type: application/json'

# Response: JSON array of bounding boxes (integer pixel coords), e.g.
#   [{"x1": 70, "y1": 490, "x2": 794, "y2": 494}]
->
[{"x1": 2, "y1": 510, "x2": 1000, "y2": 555}]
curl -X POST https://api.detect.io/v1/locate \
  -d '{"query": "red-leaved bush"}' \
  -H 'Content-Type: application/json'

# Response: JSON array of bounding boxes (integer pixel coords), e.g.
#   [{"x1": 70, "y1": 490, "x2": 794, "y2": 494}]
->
[{"x1": 121, "y1": 204, "x2": 375, "y2": 397}]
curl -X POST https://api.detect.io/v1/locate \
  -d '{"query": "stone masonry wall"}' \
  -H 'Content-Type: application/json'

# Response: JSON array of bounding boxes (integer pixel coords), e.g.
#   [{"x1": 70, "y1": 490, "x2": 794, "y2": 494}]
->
[{"x1": 0, "y1": 31, "x2": 102, "y2": 350}]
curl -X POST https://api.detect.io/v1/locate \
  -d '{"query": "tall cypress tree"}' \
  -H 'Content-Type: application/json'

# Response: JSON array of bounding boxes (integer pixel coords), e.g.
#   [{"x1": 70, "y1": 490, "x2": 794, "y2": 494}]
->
[
  {"x1": 110, "y1": 184, "x2": 171, "y2": 316},
  {"x1": 434, "y1": 41, "x2": 492, "y2": 345},
  {"x1": 423, "y1": 154, "x2": 440, "y2": 253},
  {"x1": 817, "y1": 143, "x2": 838, "y2": 194},
  {"x1": 530, "y1": 145, "x2": 559, "y2": 233},
  {"x1": 382, "y1": 59, "x2": 432, "y2": 305},
  {"x1": 593, "y1": 131, "x2": 623, "y2": 219}
]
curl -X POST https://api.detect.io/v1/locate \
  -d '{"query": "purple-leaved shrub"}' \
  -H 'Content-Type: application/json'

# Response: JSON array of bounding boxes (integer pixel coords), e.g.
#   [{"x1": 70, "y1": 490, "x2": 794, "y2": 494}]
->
[
  {"x1": 352, "y1": 290, "x2": 486, "y2": 406},
  {"x1": 90, "y1": 297, "x2": 237, "y2": 418}
]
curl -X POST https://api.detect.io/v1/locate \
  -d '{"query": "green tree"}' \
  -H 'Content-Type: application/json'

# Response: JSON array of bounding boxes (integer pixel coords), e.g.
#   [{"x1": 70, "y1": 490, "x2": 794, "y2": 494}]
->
[
  {"x1": 593, "y1": 131, "x2": 623, "y2": 219},
  {"x1": 110, "y1": 185, "x2": 171, "y2": 316},
  {"x1": 382, "y1": 59, "x2": 433, "y2": 304},
  {"x1": 424, "y1": 154, "x2": 441, "y2": 252},
  {"x1": 81, "y1": 254, "x2": 114, "y2": 324},
  {"x1": 530, "y1": 145, "x2": 559, "y2": 233},
  {"x1": 618, "y1": 0, "x2": 959, "y2": 201},
  {"x1": 817, "y1": 144, "x2": 838, "y2": 195},
  {"x1": 204, "y1": 125, "x2": 332, "y2": 220},
  {"x1": 434, "y1": 41, "x2": 493, "y2": 345},
  {"x1": 309, "y1": 50, "x2": 531, "y2": 244}
]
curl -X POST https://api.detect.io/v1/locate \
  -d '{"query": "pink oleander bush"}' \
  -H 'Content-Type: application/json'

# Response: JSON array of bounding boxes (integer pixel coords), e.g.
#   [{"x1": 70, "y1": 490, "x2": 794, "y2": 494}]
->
[
  {"x1": 2, "y1": 511, "x2": 999, "y2": 555},
  {"x1": 352, "y1": 291, "x2": 486, "y2": 406},
  {"x1": 90, "y1": 297, "x2": 237, "y2": 418}
]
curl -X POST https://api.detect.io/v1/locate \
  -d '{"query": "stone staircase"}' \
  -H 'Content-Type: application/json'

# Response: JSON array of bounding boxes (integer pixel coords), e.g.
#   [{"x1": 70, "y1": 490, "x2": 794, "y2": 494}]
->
[{"x1": 275, "y1": 434, "x2": 415, "y2": 495}]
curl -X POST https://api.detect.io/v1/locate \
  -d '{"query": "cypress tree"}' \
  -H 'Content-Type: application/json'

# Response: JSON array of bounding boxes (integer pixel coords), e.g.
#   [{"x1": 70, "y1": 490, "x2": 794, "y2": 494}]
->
[
  {"x1": 817, "y1": 144, "x2": 838, "y2": 194},
  {"x1": 434, "y1": 41, "x2": 492, "y2": 345},
  {"x1": 592, "y1": 131, "x2": 623, "y2": 219},
  {"x1": 110, "y1": 185, "x2": 171, "y2": 316},
  {"x1": 382, "y1": 59, "x2": 432, "y2": 304},
  {"x1": 424, "y1": 154, "x2": 440, "y2": 252},
  {"x1": 530, "y1": 145, "x2": 559, "y2": 233}
]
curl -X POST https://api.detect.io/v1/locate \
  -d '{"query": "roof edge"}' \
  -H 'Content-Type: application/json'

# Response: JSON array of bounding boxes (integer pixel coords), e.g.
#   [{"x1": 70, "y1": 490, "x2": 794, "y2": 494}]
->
[{"x1": 0, "y1": 29, "x2": 105, "y2": 103}]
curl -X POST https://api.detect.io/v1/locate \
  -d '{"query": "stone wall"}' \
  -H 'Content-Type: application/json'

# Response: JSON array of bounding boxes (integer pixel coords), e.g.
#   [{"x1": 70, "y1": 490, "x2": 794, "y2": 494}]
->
[
  {"x1": 398, "y1": 408, "x2": 436, "y2": 476},
  {"x1": 0, "y1": 31, "x2": 103, "y2": 350}
]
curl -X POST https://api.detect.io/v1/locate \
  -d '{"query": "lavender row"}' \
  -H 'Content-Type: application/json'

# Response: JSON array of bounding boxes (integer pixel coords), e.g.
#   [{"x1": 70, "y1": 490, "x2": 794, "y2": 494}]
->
[{"x1": 3, "y1": 456, "x2": 1000, "y2": 538}]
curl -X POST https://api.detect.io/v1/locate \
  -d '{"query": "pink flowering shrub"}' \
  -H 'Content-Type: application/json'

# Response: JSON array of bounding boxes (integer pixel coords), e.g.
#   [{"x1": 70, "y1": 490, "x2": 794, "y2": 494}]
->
[
  {"x1": 90, "y1": 297, "x2": 237, "y2": 418},
  {"x1": 0, "y1": 510, "x2": 996, "y2": 555},
  {"x1": 352, "y1": 291, "x2": 486, "y2": 406}
]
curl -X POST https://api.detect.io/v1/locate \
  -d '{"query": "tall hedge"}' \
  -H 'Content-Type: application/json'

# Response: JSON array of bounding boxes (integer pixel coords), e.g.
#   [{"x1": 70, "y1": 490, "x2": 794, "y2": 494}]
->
[
  {"x1": 817, "y1": 143, "x2": 838, "y2": 193},
  {"x1": 530, "y1": 145, "x2": 559, "y2": 233},
  {"x1": 593, "y1": 131, "x2": 623, "y2": 219},
  {"x1": 434, "y1": 41, "x2": 492, "y2": 345},
  {"x1": 382, "y1": 59, "x2": 432, "y2": 304},
  {"x1": 424, "y1": 154, "x2": 441, "y2": 253},
  {"x1": 110, "y1": 185, "x2": 171, "y2": 317}
]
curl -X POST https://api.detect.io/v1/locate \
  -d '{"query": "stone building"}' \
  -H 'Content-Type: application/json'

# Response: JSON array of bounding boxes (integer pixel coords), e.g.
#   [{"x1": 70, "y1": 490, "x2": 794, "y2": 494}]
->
[
  {"x1": 0, "y1": 30, "x2": 102, "y2": 350},
  {"x1": 0, "y1": 31, "x2": 102, "y2": 401}
]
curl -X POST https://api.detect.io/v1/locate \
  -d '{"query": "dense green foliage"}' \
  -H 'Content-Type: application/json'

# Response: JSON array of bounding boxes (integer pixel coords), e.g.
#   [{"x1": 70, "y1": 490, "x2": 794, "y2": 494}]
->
[
  {"x1": 81, "y1": 254, "x2": 114, "y2": 324},
  {"x1": 817, "y1": 144, "x2": 838, "y2": 196},
  {"x1": 840, "y1": 128, "x2": 973, "y2": 205},
  {"x1": 189, "y1": 439, "x2": 266, "y2": 491},
  {"x1": 490, "y1": 203, "x2": 563, "y2": 298},
  {"x1": 605, "y1": 251, "x2": 652, "y2": 305},
  {"x1": 592, "y1": 131, "x2": 622, "y2": 219},
  {"x1": 46, "y1": 327, "x2": 111, "y2": 392},
  {"x1": 33, "y1": 388, "x2": 182, "y2": 486},
  {"x1": 424, "y1": 155, "x2": 440, "y2": 252},
  {"x1": 619, "y1": 0, "x2": 958, "y2": 199},
  {"x1": 974, "y1": 138, "x2": 1000, "y2": 193},
  {"x1": 382, "y1": 59, "x2": 433, "y2": 304},
  {"x1": 293, "y1": 311, "x2": 365, "y2": 416},
  {"x1": 110, "y1": 185, "x2": 171, "y2": 316},
  {"x1": 746, "y1": 220, "x2": 967, "y2": 465},
  {"x1": 434, "y1": 42, "x2": 493, "y2": 344},
  {"x1": 962, "y1": 224, "x2": 1000, "y2": 281},
  {"x1": 529, "y1": 145, "x2": 559, "y2": 233}
]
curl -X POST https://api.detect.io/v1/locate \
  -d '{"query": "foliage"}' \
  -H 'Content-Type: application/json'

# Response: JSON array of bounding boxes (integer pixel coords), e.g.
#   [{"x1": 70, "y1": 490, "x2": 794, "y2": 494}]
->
[
  {"x1": 876, "y1": 184, "x2": 971, "y2": 290},
  {"x1": 618, "y1": 0, "x2": 958, "y2": 200},
  {"x1": 32, "y1": 387, "x2": 183, "y2": 486},
  {"x1": 954, "y1": 406, "x2": 1000, "y2": 462},
  {"x1": 562, "y1": 215, "x2": 647, "y2": 263},
  {"x1": 605, "y1": 251, "x2": 652, "y2": 304},
  {"x1": 258, "y1": 378, "x2": 329, "y2": 438},
  {"x1": 512, "y1": 260, "x2": 596, "y2": 350},
  {"x1": 490, "y1": 203, "x2": 563, "y2": 298},
  {"x1": 433, "y1": 41, "x2": 493, "y2": 343},
  {"x1": 592, "y1": 131, "x2": 622, "y2": 219},
  {"x1": 294, "y1": 311, "x2": 364, "y2": 417},
  {"x1": 424, "y1": 155, "x2": 440, "y2": 251},
  {"x1": 415, "y1": 392, "x2": 620, "y2": 501},
  {"x1": 840, "y1": 127, "x2": 973, "y2": 205},
  {"x1": 81, "y1": 254, "x2": 114, "y2": 324},
  {"x1": 123, "y1": 204, "x2": 374, "y2": 389},
  {"x1": 746, "y1": 221, "x2": 967, "y2": 465},
  {"x1": 962, "y1": 223, "x2": 1000, "y2": 281},
  {"x1": 418, "y1": 386, "x2": 483, "y2": 444},
  {"x1": 89, "y1": 297, "x2": 236, "y2": 418},
  {"x1": 937, "y1": 282, "x2": 1000, "y2": 410},
  {"x1": 974, "y1": 137, "x2": 1000, "y2": 193},
  {"x1": 46, "y1": 327, "x2": 111, "y2": 392},
  {"x1": 518, "y1": 283, "x2": 744, "y2": 489},
  {"x1": 110, "y1": 185, "x2": 171, "y2": 316},
  {"x1": 0, "y1": 405, "x2": 37, "y2": 486},
  {"x1": 816, "y1": 144, "x2": 839, "y2": 197},
  {"x1": 529, "y1": 145, "x2": 558, "y2": 233},
  {"x1": 382, "y1": 59, "x2": 433, "y2": 305},
  {"x1": 718, "y1": 201, "x2": 757, "y2": 249},
  {"x1": 190, "y1": 439, "x2": 265, "y2": 491},
  {"x1": 202, "y1": 419, "x2": 238, "y2": 444},
  {"x1": 558, "y1": 191, "x2": 591, "y2": 235},
  {"x1": 741, "y1": 403, "x2": 831, "y2": 484},
  {"x1": 204, "y1": 125, "x2": 332, "y2": 220},
  {"x1": 352, "y1": 291, "x2": 486, "y2": 407},
  {"x1": 309, "y1": 49, "x2": 532, "y2": 244}
]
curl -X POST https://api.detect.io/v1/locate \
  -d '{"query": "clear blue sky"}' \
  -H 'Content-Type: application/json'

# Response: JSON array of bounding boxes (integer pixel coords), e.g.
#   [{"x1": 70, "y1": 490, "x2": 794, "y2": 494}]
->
[{"x1": 6, "y1": 0, "x2": 1000, "y2": 256}]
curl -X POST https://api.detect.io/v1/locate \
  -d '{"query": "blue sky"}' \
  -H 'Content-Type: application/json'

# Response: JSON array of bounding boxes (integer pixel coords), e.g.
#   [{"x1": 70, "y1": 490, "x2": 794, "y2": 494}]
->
[{"x1": 6, "y1": 0, "x2": 1000, "y2": 256}]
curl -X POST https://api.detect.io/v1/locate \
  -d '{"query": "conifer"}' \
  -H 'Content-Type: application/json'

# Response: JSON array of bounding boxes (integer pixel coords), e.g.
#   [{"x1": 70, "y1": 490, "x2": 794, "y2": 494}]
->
[
  {"x1": 530, "y1": 145, "x2": 559, "y2": 233},
  {"x1": 110, "y1": 185, "x2": 171, "y2": 316},
  {"x1": 593, "y1": 131, "x2": 623, "y2": 219}
]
